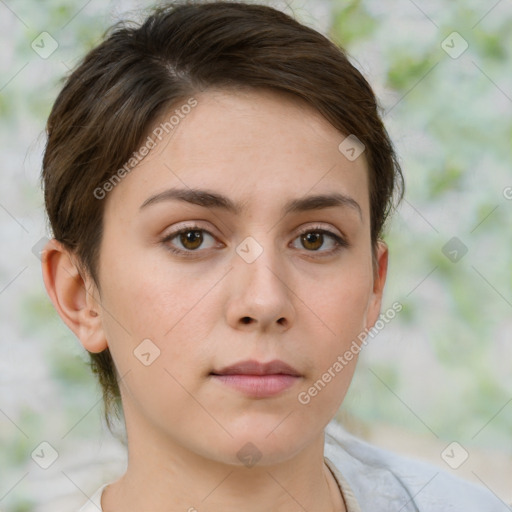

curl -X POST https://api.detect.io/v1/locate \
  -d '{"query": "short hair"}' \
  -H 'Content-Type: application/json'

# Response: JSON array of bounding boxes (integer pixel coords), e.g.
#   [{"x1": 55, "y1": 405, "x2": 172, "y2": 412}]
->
[{"x1": 41, "y1": 0, "x2": 404, "y2": 432}]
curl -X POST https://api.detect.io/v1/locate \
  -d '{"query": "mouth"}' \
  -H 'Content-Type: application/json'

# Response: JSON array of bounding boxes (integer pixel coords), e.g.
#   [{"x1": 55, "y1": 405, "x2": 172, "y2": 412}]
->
[
  {"x1": 211, "y1": 359, "x2": 302, "y2": 377},
  {"x1": 210, "y1": 359, "x2": 302, "y2": 398}
]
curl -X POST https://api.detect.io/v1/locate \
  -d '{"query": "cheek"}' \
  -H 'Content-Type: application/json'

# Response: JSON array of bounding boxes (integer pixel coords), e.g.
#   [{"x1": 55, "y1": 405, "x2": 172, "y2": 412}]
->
[
  {"x1": 98, "y1": 250, "x2": 219, "y2": 380},
  {"x1": 99, "y1": 243, "x2": 201, "y2": 335},
  {"x1": 97, "y1": 267, "x2": 213, "y2": 425},
  {"x1": 295, "y1": 261, "x2": 372, "y2": 410},
  {"x1": 297, "y1": 359, "x2": 357, "y2": 419},
  {"x1": 306, "y1": 265, "x2": 373, "y2": 340}
]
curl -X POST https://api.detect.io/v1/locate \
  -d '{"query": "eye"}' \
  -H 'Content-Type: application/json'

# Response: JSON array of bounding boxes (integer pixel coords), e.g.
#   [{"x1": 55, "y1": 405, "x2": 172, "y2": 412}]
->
[
  {"x1": 291, "y1": 227, "x2": 349, "y2": 256},
  {"x1": 161, "y1": 225, "x2": 219, "y2": 255},
  {"x1": 161, "y1": 224, "x2": 349, "y2": 258}
]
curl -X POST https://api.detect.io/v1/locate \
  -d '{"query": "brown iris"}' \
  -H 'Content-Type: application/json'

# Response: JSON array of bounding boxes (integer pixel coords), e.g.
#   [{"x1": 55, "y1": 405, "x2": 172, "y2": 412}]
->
[
  {"x1": 180, "y1": 230, "x2": 204, "y2": 250},
  {"x1": 301, "y1": 232, "x2": 323, "y2": 251}
]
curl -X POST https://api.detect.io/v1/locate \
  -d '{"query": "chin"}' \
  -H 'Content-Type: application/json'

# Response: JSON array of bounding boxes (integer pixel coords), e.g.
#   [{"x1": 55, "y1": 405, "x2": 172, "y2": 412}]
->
[{"x1": 211, "y1": 426, "x2": 316, "y2": 468}]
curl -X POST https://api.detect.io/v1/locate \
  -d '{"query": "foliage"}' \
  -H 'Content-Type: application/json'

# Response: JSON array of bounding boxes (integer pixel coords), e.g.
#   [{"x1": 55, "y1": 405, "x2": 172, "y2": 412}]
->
[{"x1": 333, "y1": 0, "x2": 512, "y2": 448}]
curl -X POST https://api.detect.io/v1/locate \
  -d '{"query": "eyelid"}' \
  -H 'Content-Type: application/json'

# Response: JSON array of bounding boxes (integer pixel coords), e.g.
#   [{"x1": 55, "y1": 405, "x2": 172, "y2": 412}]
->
[
  {"x1": 161, "y1": 221, "x2": 217, "y2": 240},
  {"x1": 294, "y1": 223, "x2": 345, "y2": 241}
]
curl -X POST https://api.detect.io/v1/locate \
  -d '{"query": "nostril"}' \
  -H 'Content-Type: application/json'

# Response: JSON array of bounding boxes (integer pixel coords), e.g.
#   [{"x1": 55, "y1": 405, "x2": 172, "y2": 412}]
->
[{"x1": 241, "y1": 317, "x2": 252, "y2": 324}]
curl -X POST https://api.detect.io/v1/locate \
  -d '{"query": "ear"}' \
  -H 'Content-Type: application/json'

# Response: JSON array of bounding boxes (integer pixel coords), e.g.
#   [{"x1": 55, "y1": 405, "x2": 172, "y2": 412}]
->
[
  {"x1": 41, "y1": 238, "x2": 108, "y2": 353},
  {"x1": 365, "y1": 239, "x2": 389, "y2": 330}
]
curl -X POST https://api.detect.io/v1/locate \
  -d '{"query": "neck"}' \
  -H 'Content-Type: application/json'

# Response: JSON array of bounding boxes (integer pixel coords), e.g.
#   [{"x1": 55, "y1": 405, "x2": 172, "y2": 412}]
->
[{"x1": 103, "y1": 412, "x2": 345, "y2": 512}]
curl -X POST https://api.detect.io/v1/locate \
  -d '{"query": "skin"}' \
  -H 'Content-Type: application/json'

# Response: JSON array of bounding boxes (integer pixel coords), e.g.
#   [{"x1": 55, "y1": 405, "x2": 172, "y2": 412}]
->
[{"x1": 42, "y1": 88, "x2": 388, "y2": 512}]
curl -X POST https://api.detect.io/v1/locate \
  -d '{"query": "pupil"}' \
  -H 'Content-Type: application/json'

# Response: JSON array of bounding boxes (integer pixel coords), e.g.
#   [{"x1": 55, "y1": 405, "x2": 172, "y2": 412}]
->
[
  {"x1": 182, "y1": 230, "x2": 202, "y2": 249},
  {"x1": 303, "y1": 232, "x2": 322, "y2": 250}
]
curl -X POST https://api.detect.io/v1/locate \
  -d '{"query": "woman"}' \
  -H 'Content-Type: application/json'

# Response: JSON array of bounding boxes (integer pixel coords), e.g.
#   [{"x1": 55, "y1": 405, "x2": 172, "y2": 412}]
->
[{"x1": 40, "y1": 2, "x2": 502, "y2": 510}]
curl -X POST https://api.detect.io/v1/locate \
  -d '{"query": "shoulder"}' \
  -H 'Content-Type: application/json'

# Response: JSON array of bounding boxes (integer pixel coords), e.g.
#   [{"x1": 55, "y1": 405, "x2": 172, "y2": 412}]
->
[{"x1": 324, "y1": 420, "x2": 505, "y2": 511}]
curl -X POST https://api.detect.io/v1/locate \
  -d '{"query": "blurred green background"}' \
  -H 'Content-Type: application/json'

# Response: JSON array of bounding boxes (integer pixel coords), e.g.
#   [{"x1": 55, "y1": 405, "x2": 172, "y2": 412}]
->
[{"x1": 0, "y1": 0, "x2": 511, "y2": 510}]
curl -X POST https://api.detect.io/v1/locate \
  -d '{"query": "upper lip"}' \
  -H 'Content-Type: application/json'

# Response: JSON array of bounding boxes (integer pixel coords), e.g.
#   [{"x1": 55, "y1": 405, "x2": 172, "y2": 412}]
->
[{"x1": 211, "y1": 359, "x2": 301, "y2": 377}]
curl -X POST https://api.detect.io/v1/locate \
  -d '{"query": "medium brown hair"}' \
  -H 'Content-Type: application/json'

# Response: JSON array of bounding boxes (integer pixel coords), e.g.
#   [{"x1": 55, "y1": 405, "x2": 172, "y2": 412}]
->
[{"x1": 42, "y1": 0, "x2": 404, "y2": 433}]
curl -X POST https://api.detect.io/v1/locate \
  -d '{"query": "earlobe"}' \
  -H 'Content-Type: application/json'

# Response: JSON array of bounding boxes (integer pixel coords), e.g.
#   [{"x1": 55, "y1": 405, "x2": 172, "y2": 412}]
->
[{"x1": 41, "y1": 238, "x2": 108, "y2": 353}]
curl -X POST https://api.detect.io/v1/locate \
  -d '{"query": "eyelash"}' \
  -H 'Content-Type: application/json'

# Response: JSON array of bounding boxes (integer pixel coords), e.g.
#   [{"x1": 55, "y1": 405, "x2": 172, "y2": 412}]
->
[{"x1": 161, "y1": 224, "x2": 349, "y2": 258}]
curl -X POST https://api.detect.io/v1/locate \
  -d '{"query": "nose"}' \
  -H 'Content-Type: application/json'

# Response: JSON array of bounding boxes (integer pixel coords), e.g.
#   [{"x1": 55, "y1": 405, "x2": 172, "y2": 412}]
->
[{"x1": 225, "y1": 237, "x2": 296, "y2": 332}]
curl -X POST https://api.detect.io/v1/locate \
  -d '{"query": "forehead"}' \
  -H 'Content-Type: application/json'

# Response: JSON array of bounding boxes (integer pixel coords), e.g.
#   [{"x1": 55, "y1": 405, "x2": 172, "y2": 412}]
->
[{"x1": 104, "y1": 88, "x2": 370, "y2": 220}]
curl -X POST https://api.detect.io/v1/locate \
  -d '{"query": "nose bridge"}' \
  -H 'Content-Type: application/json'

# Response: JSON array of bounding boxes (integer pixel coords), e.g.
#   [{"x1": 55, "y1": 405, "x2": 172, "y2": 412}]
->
[
  {"x1": 226, "y1": 231, "x2": 295, "y2": 329},
  {"x1": 235, "y1": 233, "x2": 286, "y2": 291}
]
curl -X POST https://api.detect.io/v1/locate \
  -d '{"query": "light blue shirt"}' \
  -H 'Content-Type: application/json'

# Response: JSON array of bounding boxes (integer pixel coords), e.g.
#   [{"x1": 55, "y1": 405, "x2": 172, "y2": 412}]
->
[{"x1": 324, "y1": 420, "x2": 507, "y2": 511}]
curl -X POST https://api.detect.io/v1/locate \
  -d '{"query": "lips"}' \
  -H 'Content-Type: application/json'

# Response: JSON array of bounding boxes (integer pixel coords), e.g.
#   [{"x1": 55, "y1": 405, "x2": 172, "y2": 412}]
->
[
  {"x1": 211, "y1": 359, "x2": 301, "y2": 377},
  {"x1": 210, "y1": 359, "x2": 302, "y2": 398}
]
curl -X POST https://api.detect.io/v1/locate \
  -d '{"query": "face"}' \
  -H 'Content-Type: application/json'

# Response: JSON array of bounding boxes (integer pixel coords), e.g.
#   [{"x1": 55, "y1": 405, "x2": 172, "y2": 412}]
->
[{"x1": 87, "y1": 88, "x2": 387, "y2": 466}]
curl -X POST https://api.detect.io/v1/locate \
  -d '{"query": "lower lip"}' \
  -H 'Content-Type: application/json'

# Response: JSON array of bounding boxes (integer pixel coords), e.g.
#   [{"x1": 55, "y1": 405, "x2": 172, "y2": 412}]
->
[{"x1": 211, "y1": 374, "x2": 300, "y2": 398}]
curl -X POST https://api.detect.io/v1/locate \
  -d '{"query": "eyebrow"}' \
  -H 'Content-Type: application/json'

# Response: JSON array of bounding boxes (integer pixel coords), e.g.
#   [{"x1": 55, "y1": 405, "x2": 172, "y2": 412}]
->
[{"x1": 139, "y1": 187, "x2": 362, "y2": 220}]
